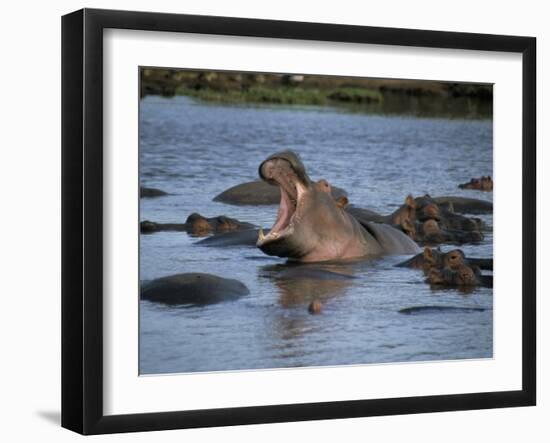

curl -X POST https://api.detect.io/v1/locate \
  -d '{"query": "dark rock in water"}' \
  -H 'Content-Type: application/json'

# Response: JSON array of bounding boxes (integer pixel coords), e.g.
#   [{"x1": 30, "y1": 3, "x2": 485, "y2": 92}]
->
[
  {"x1": 195, "y1": 229, "x2": 261, "y2": 247},
  {"x1": 433, "y1": 196, "x2": 493, "y2": 214},
  {"x1": 399, "y1": 306, "x2": 486, "y2": 315},
  {"x1": 213, "y1": 180, "x2": 347, "y2": 205},
  {"x1": 141, "y1": 273, "x2": 249, "y2": 306},
  {"x1": 140, "y1": 187, "x2": 168, "y2": 198}
]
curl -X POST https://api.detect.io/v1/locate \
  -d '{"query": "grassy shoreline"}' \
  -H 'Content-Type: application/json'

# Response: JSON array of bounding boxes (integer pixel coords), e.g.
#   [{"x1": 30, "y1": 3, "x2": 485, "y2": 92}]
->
[
  {"x1": 177, "y1": 85, "x2": 383, "y2": 106},
  {"x1": 140, "y1": 69, "x2": 493, "y2": 118}
]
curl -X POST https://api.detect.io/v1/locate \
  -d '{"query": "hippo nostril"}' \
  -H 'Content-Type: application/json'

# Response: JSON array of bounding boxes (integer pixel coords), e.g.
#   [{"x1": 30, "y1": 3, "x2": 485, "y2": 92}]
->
[{"x1": 259, "y1": 161, "x2": 276, "y2": 183}]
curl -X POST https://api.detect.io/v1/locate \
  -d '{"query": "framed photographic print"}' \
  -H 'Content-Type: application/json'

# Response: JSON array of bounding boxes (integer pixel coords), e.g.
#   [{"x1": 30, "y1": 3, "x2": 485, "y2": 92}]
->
[{"x1": 61, "y1": 8, "x2": 536, "y2": 435}]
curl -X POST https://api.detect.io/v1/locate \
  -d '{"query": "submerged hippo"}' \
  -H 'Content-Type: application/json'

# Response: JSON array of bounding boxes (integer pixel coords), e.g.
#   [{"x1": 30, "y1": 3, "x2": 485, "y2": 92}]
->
[
  {"x1": 432, "y1": 196, "x2": 493, "y2": 214},
  {"x1": 396, "y1": 247, "x2": 492, "y2": 288},
  {"x1": 458, "y1": 176, "x2": 493, "y2": 191},
  {"x1": 255, "y1": 151, "x2": 420, "y2": 262},
  {"x1": 348, "y1": 194, "x2": 485, "y2": 236},
  {"x1": 396, "y1": 247, "x2": 493, "y2": 272},
  {"x1": 141, "y1": 273, "x2": 249, "y2": 306},
  {"x1": 399, "y1": 305, "x2": 486, "y2": 315},
  {"x1": 141, "y1": 213, "x2": 254, "y2": 236},
  {"x1": 195, "y1": 228, "x2": 261, "y2": 247},
  {"x1": 140, "y1": 186, "x2": 168, "y2": 198},
  {"x1": 427, "y1": 265, "x2": 492, "y2": 288},
  {"x1": 402, "y1": 219, "x2": 484, "y2": 245},
  {"x1": 213, "y1": 179, "x2": 348, "y2": 206},
  {"x1": 346, "y1": 195, "x2": 416, "y2": 227},
  {"x1": 414, "y1": 194, "x2": 484, "y2": 231}
]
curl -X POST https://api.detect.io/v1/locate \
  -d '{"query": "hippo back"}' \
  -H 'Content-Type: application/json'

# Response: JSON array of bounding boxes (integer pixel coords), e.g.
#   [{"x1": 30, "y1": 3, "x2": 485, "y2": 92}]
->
[{"x1": 358, "y1": 220, "x2": 421, "y2": 255}]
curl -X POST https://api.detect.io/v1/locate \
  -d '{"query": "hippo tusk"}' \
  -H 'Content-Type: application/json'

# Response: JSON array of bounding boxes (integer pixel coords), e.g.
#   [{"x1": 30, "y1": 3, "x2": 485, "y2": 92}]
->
[{"x1": 258, "y1": 228, "x2": 265, "y2": 242}]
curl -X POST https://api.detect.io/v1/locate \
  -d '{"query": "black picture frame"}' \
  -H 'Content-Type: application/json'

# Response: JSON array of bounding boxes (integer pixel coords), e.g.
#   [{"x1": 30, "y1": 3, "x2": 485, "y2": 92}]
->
[{"x1": 61, "y1": 8, "x2": 537, "y2": 435}]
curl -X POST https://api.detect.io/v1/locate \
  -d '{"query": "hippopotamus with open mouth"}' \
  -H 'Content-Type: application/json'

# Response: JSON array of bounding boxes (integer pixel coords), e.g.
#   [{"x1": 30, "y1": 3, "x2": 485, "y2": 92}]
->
[{"x1": 255, "y1": 151, "x2": 420, "y2": 262}]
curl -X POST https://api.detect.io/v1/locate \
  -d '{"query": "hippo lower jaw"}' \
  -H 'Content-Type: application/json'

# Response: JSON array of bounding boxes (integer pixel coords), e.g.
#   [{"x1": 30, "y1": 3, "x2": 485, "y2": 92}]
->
[
  {"x1": 257, "y1": 225, "x2": 293, "y2": 246},
  {"x1": 256, "y1": 184, "x2": 305, "y2": 250}
]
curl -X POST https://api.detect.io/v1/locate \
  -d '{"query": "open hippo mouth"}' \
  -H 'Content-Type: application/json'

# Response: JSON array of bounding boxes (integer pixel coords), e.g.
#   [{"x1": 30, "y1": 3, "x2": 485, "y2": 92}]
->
[{"x1": 256, "y1": 151, "x2": 310, "y2": 252}]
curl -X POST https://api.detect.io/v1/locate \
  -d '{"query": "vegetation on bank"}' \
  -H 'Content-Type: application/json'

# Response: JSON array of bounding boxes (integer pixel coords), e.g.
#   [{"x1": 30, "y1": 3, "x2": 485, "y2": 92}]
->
[
  {"x1": 175, "y1": 85, "x2": 383, "y2": 106},
  {"x1": 139, "y1": 69, "x2": 493, "y2": 117}
]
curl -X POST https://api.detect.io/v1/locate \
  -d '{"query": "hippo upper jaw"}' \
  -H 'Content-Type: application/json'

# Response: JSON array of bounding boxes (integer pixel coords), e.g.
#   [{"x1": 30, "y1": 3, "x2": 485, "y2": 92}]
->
[
  {"x1": 258, "y1": 150, "x2": 310, "y2": 187},
  {"x1": 256, "y1": 152, "x2": 311, "y2": 257}
]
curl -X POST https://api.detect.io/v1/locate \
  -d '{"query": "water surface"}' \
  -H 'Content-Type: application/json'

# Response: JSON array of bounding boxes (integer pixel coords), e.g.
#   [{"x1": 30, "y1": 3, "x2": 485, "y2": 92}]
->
[{"x1": 139, "y1": 96, "x2": 493, "y2": 374}]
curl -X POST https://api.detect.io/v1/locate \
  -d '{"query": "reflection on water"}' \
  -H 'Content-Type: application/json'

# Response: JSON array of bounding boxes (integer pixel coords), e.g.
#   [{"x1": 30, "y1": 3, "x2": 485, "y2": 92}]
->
[
  {"x1": 139, "y1": 95, "x2": 493, "y2": 375},
  {"x1": 260, "y1": 263, "x2": 356, "y2": 308}
]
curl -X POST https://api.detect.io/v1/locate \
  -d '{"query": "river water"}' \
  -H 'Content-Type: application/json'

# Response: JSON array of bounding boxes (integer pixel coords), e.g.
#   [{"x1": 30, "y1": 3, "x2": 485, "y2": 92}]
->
[{"x1": 139, "y1": 95, "x2": 493, "y2": 375}]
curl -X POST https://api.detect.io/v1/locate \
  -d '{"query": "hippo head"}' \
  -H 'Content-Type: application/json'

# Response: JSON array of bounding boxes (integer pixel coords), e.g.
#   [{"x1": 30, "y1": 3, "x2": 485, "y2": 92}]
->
[
  {"x1": 256, "y1": 151, "x2": 362, "y2": 261},
  {"x1": 427, "y1": 265, "x2": 475, "y2": 286},
  {"x1": 390, "y1": 195, "x2": 417, "y2": 226},
  {"x1": 422, "y1": 247, "x2": 443, "y2": 271},
  {"x1": 185, "y1": 213, "x2": 212, "y2": 236},
  {"x1": 455, "y1": 264, "x2": 478, "y2": 286},
  {"x1": 423, "y1": 219, "x2": 441, "y2": 236},
  {"x1": 415, "y1": 195, "x2": 441, "y2": 221},
  {"x1": 443, "y1": 249, "x2": 466, "y2": 270}
]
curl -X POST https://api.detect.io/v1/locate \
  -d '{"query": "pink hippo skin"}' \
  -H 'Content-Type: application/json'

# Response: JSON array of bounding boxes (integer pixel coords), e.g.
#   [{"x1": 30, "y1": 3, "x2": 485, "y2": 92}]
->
[{"x1": 256, "y1": 151, "x2": 420, "y2": 262}]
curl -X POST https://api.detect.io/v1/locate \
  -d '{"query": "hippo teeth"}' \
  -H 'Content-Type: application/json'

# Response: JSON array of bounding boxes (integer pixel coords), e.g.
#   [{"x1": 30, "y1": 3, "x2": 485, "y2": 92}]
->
[{"x1": 257, "y1": 227, "x2": 285, "y2": 246}]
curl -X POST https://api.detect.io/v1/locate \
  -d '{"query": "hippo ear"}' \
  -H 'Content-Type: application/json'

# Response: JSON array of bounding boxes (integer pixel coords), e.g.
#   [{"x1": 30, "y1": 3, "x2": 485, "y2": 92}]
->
[
  {"x1": 405, "y1": 194, "x2": 416, "y2": 209},
  {"x1": 335, "y1": 196, "x2": 349, "y2": 209},
  {"x1": 317, "y1": 179, "x2": 332, "y2": 193},
  {"x1": 401, "y1": 219, "x2": 415, "y2": 237},
  {"x1": 423, "y1": 247, "x2": 433, "y2": 261}
]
